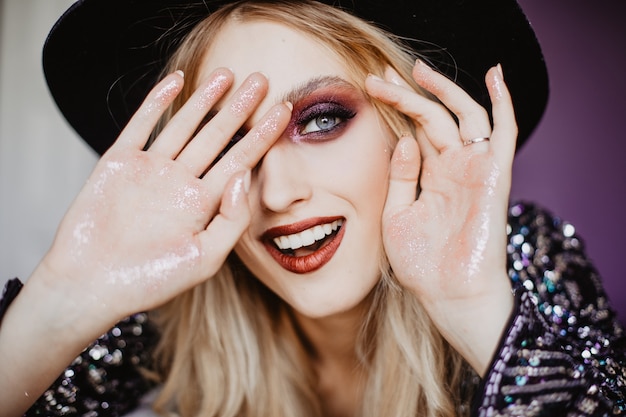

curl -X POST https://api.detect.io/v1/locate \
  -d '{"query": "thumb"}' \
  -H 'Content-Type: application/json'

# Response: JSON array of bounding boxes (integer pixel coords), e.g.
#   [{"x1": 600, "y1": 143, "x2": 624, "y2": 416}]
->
[
  {"x1": 384, "y1": 136, "x2": 421, "y2": 218},
  {"x1": 196, "y1": 170, "x2": 251, "y2": 280}
]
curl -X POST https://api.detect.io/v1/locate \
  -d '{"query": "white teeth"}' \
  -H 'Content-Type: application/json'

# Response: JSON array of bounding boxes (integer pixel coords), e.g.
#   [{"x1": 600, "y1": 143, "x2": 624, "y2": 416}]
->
[
  {"x1": 312, "y1": 225, "x2": 325, "y2": 240},
  {"x1": 273, "y1": 219, "x2": 343, "y2": 251}
]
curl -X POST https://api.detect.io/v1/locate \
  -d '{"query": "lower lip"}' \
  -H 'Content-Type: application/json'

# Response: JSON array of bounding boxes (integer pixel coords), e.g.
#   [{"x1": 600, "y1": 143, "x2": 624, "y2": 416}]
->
[{"x1": 264, "y1": 223, "x2": 346, "y2": 274}]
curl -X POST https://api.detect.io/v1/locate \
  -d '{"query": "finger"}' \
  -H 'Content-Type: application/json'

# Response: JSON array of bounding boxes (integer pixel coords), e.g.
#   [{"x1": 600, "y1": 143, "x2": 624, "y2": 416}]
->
[
  {"x1": 202, "y1": 102, "x2": 292, "y2": 210},
  {"x1": 177, "y1": 73, "x2": 270, "y2": 176},
  {"x1": 486, "y1": 65, "x2": 517, "y2": 166},
  {"x1": 365, "y1": 73, "x2": 461, "y2": 153},
  {"x1": 149, "y1": 68, "x2": 234, "y2": 158},
  {"x1": 113, "y1": 71, "x2": 184, "y2": 151},
  {"x1": 196, "y1": 170, "x2": 251, "y2": 278},
  {"x1": 412, "y1": 60, "x2": 492, "y2": 147},
  {"x1": 382, "y1": 67, "x2": 439, "y2": 159},
  {"x1": 384, "y1": 136, "x2": 421, "y2": 218}
]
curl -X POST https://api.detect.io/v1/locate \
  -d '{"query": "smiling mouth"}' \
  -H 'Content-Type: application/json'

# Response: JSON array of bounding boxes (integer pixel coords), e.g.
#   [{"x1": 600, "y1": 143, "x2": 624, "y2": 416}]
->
[
  {"x1": 263, "y1": 218, "x2": 345, "y2": 274},
  {"x1": 272, "y1": 219, "x2": 343, "y2": 256}
]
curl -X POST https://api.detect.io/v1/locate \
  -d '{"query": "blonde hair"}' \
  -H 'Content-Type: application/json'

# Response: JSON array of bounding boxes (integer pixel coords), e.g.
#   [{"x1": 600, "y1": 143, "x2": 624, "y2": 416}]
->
[{"x1": 151, "y1": 1, "x2": 474, "y2": 416}]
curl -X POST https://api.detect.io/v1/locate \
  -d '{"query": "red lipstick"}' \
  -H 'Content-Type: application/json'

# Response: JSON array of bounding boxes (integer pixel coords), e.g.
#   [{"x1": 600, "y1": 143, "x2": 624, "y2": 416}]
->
[{"x1": 262, "y1": 217, "x2": 345, "y2": 274}]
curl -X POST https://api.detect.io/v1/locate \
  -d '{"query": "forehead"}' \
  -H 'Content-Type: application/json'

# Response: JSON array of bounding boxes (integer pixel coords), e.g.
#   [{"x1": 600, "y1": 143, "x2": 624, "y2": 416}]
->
[{"x1": 197, "y1": 19, "x2": 353, "y2": 100}]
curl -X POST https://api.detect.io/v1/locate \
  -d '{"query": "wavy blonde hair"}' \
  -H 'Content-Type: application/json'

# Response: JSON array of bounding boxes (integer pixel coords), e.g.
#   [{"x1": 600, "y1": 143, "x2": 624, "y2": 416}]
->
[{"x1": 151, "y1": 1, "x2": 475, "y2": 416}]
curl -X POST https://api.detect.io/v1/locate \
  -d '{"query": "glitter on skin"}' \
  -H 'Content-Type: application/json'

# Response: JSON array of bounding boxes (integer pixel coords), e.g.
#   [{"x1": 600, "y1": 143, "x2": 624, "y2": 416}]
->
[
  {"x1": 230, "y1": 174, "x2": 245, "y2": 206},
  {"x1": 93, "y1": 160, "x2": 125, "y2": 195},
  {"x1": 157, "y1": 165, "x2": 204, "y2": 212},
  {"x1": 143, "y1": 78, "x2": 181, "y2": 116},
  {"x1": 173, "y1": 185, "x2": 202, "y2": 211},
  {"x1": 196, "y1": 73, "x2": 230, "y2": 110},
  {"x1": 219, "y1": 109, "x2": 284, "y2": 177},
  {"x1": 19, "y1": 203, "x2": 626, "y2": 414},
  {"x1": 230, "y1": 78, "x2": 262, "y2": 115},
  {"x1": 467, "y1": 163, "x2": 501, "y2": 279},
  {"x1": 70, "y1": 216, "x2": 96, "y2": 259},
  {"x1": 104, "y1": 244, "x2": 200, "y2": 287}
]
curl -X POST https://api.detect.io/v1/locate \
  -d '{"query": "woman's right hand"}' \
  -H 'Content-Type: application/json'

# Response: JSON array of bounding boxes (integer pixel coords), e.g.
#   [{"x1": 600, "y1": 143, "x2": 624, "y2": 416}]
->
[
  {"x1": 1, "y1": 68, "x2": 292, "y2": 417},
  {"x1": 36, "y1": 68, "x2": 292, "y2": 326}
]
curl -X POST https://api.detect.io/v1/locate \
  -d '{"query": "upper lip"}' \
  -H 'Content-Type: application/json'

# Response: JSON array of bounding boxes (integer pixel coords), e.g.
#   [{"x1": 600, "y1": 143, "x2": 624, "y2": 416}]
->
[{"x1": 261, "y1": 216, "x2": 344, "y2": 241}]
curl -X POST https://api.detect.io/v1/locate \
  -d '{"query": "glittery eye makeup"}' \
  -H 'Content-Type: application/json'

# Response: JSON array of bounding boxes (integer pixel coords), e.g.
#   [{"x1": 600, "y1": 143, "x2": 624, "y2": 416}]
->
[
  {"x1": 195, "y1": 77, "x2": 362, "y2": 165},
  {"x1": 295, "y1": 101, "x2": 356, "y2": 138},
  {"x1": 285, "y1": 81, "x2": 362, "y2": 143}
]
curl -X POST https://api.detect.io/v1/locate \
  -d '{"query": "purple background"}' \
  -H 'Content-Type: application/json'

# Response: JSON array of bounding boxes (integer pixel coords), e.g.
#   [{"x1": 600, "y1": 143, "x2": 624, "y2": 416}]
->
[{"x1": 512, "y1": 1, "x2": 626, "y2": 325}]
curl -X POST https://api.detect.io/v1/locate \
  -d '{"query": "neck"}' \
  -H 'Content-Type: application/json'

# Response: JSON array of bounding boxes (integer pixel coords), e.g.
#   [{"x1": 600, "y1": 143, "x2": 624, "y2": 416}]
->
[
  {"x1": 292, "y1": 299, "x2": 371, "y2": 417},
  {"x1": 294, "y1": 300, "x2": 366, "y2": 365}
]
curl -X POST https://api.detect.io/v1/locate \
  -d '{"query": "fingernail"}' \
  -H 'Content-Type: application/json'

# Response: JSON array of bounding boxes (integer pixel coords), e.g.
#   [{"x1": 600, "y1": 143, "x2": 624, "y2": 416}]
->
[
  {"x1": 496, "y1": 63, "x2": 504, "y2": 79},
  {"x1": 367, "y1": 73, "x2": 384, "y2": 82},
  {"x1": 284, "y1": 101, "x2": 293, "y2": 111},
  {"x1": 415, "y1": 58, "x2": 429, "y2": 69},
  {"x1": 175, "y1": 69, "x2": 185, "y2": 78},
  {"x1": 490, "y1": 65, "x2": 504, "y2": 100}
]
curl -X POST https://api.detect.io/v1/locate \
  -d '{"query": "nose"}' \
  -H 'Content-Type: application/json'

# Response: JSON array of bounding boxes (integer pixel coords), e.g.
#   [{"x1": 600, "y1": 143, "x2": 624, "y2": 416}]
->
[{"x1": 255, "y1": 142, "x2": 312, "y2": 213}]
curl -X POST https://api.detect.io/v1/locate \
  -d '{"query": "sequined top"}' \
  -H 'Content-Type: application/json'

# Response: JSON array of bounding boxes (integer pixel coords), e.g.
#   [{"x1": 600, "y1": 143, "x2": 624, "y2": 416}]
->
[{"x1": 1, "y1": 202, "x2": 624, "y2": 416}]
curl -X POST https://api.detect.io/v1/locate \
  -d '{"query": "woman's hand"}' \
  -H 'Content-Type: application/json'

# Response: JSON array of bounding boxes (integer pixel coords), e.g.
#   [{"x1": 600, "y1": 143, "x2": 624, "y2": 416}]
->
[
  {"x1": 365, "y1": 61, "x2": 516, "y2": 375},
  {"x1": 37, "y1": 68, "x2": 292, "y2": 326},
  {"x1": 0, "y1": 68, "x2": 291, "y2": 417}
]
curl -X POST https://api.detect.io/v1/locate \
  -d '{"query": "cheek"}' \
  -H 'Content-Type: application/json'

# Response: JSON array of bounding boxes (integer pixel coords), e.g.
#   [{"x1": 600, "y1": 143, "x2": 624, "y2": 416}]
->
[
  {"x1": 233, "y1": 233, "x2": 261, "y2": 274},
  {"x1": 336, "y1": 132, "x2": 392, "y2": 210}
]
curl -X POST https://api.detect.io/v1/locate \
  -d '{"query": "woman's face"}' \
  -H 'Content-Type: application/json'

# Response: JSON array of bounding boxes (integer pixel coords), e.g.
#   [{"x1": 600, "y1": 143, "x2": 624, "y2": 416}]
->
[{"x1": 197, "y1": 20, "x2": 394, "y2": 318}]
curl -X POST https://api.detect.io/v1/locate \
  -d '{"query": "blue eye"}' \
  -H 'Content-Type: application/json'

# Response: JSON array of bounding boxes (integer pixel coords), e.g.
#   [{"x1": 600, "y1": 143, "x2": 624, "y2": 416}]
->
[
  {"x1": 301, "y1": 115, "x2": 342, "y2": 134},
  {"x1": 296, "y1": 102, "x2": 356, "y2": 137}
]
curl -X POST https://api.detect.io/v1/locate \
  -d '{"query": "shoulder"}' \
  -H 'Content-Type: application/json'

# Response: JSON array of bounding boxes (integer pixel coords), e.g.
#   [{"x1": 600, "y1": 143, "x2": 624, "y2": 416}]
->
[
  {"x1": 505, "y1": 201, "x2": 620, "y2": 337},
  {"x1": 474, "y1": 201, "x2": 626, "y2": 415}
]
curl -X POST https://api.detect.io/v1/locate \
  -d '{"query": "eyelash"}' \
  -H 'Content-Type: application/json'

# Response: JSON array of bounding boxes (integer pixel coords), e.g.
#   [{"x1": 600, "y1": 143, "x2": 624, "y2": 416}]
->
[{"x1": 295, "y1": 102, "x2": 356, "y2": 139}]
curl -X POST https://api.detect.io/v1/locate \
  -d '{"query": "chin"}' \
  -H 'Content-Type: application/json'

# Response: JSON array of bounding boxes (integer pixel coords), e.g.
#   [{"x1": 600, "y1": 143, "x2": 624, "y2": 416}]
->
[{"x1": 281, "y1": 277, "x2": 380, "y2": 320}]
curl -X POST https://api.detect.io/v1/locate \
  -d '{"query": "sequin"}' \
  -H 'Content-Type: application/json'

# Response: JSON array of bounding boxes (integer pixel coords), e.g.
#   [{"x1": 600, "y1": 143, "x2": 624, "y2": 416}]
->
[
  {"x1": 21, "y1": 313, "x2": 158, "y2": 416},
  {"x1": 476, "y1": 202, "x2": 626, "y2": 416}
]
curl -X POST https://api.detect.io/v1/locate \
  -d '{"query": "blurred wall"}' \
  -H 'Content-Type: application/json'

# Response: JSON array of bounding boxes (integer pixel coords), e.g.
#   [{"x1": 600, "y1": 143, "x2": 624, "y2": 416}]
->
[
  {"x1": 0, "y1": 0, "x2": 96, "y2": 290},
  {"x1": 512, "y1": 0, "x2": 626, "y2": 324},
  {"x1": 1, "y1": 1, "x2": 624, "y2": 325}
]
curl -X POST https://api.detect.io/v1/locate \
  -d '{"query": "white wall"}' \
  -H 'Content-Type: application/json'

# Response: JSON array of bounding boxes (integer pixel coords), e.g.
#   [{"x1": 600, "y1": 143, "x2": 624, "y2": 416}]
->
[{"x1": 0, "y1": 0, "x2": 97, "y2": 285}]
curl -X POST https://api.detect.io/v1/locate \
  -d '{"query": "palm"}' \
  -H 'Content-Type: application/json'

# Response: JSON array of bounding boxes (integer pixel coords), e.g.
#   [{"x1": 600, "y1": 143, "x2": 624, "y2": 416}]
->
[
  {"x1": 35, "y1": 70, "x2": 291, "y2": 323},
  {"x1": 384, "y1": 148, "x2": 508, "y2": 306},
  {"x1": 366, "y1": 63, "x2": 516, "y2": 373},
  {"x1": 45, "y1": 148, "x2": 210, "y2": 313}
]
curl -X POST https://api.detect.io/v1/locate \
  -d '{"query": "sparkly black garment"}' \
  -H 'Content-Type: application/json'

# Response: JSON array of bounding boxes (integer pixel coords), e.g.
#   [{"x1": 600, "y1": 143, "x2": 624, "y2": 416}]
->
[
  {"x1": 475, "y1": 202, "x2": 626, "y2": 416},
  {"x1": 1, "y1": 202, "x2": 625, "y2": 416}
]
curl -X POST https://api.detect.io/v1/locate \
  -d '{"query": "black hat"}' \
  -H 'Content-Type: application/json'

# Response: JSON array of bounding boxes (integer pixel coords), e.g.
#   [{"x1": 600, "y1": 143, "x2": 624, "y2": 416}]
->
[{"x1": 43, "y1": 0, "x2": 548, "y2": 156}]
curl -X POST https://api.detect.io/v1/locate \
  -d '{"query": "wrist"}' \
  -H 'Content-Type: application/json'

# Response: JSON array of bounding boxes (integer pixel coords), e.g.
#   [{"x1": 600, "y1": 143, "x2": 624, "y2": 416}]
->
[
  {"x1": 25, "y1": 260, "x2": 121, "y2": 339},
  {"x1": 419, "y1": 275, "x2": 514, "y2": 376},
  {"x1": 0, "y1": 269, "x2": 113, "y2": 417}
]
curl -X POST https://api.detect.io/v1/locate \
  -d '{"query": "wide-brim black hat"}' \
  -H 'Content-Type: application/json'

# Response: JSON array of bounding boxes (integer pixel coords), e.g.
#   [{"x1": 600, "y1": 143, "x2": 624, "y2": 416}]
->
[{"x1": 43, "y1": 0, "x2": 548, "y2": 156}]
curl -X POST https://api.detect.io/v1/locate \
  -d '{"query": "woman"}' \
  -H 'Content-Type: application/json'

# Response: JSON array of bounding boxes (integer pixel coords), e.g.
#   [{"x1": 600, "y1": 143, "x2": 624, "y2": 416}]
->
[{"x1": 0, "y1": 0, "x2": 624, "y2": 416}]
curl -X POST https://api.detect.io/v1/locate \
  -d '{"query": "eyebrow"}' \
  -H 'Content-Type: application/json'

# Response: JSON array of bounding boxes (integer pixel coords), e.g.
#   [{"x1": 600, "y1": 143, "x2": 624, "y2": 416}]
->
[{"x1": 277, "y1": 75, "x2": 357, "y2": 105}]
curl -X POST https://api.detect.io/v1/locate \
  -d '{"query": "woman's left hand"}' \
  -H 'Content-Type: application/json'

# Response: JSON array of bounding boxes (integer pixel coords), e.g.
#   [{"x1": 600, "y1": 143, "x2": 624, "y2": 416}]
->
[{"x1": 365, "y1": 61, "x2": 516, "y2": 375}]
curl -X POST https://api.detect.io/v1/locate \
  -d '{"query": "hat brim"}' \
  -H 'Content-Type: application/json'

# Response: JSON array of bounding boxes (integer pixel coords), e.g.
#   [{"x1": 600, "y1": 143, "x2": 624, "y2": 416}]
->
[{"x1": 43, "y1": 0, "x2": 548, "y2": 156}]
